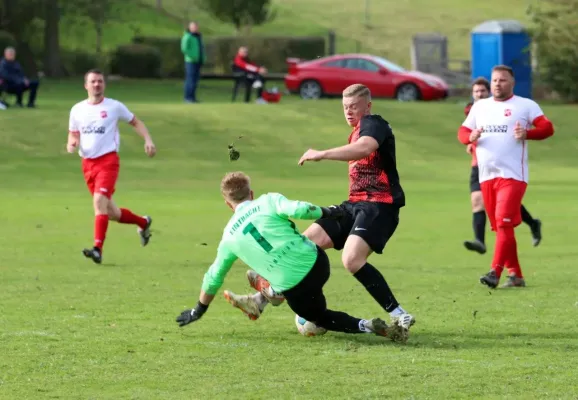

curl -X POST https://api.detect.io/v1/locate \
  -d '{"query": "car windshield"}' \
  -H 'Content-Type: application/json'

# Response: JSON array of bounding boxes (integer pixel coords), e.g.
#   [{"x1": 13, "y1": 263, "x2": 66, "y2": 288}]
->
[{"x1": 371, "y1": 56, "x2": 406, "y2": 73}]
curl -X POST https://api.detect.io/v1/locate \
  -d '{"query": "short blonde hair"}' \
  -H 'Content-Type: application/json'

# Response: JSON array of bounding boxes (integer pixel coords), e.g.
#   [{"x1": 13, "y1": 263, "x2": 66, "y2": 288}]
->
[
  {"x1": 221, "y1": 172, "x2": 251, "y2": 202},
  {"x1": 343, "y1": 84, "x2": 371, "y2": 101}
]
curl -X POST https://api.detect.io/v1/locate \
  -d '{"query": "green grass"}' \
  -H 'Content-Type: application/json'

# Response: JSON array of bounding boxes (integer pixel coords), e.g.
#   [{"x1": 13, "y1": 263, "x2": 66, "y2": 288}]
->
[
  {"x1": 56, "y1": 0, "x2": 533, "y2": 68},
  {"x1": 1, "y1": 81, "x2": 578, "y2": 399}
]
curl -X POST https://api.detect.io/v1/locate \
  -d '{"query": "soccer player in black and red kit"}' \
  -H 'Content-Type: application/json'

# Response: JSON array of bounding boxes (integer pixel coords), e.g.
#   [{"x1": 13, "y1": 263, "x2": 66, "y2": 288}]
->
[{"x1": 227, "y1": 84, "x2": 415, "y2": 336}]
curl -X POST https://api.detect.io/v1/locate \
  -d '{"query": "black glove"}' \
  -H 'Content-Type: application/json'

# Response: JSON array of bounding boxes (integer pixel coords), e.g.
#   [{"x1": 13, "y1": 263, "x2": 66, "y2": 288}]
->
[
  {"x1": 176, "y1": 302, "x2": 209, "y2": 327},
  {"x1": 321, "y1": 205, "x2": 343, "y2": 219}
]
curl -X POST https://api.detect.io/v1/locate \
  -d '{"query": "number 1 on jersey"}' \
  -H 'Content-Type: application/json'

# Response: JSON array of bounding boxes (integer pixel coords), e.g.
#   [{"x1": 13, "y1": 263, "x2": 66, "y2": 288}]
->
[{"x1": 243, "y1": 222, "x2": 273, "y2": 252}]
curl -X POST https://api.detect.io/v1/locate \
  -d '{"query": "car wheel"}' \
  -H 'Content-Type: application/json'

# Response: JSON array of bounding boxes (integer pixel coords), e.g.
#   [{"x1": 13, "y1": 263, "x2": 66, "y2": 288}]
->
[
  {"x1": 299, "y1": 80, "x2": 323, "y2": 99},
  {"x1": 395, "y1": 83, "x2": 421, "y2": 101}
]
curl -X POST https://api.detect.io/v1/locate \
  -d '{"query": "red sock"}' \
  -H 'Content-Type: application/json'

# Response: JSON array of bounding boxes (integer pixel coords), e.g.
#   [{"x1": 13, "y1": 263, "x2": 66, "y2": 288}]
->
[
  {"x1": 119, "y1": 208, "x2": 147, "y2": 229},
  {"x1": 94, "y1": 214, "x2": 109, "y2": 251},
  {"x1": 491, "y1": 227, "x2": 510, "y2": 278},
  {"x1": 503, "y1": 227, "x2": 523, "y2": 278}
]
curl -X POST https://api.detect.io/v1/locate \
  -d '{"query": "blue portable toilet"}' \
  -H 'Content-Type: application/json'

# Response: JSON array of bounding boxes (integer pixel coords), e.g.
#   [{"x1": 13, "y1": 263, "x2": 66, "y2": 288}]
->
[{"x1": 471, "y1": 20, "x2": 532, "y2": 98}]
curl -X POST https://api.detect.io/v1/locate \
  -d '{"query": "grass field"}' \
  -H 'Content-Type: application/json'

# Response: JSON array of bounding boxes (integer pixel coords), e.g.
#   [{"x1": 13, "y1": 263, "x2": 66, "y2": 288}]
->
[
  {"x1": 56, "y1": 0, "x2": 532, "y2": 68},
  {"x1": 1, "y1": 80, "x2": 578, "y2": 399}
]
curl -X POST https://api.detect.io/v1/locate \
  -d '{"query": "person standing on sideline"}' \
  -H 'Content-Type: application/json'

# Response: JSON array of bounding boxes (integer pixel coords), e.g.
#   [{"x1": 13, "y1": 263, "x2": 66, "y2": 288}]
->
[{"x1": 180, "y1": 22, "x2": 204, "y2": 103}]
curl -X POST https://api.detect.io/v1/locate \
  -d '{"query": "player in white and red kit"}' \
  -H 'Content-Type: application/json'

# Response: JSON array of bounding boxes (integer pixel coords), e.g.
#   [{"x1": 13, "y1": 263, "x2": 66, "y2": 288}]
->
[
  {"x1": 67, "y1": 69, "x2": 157, "y2": 264},
  {"x1": 458, "y1": 65, "x2": 554, "y2": 288}
]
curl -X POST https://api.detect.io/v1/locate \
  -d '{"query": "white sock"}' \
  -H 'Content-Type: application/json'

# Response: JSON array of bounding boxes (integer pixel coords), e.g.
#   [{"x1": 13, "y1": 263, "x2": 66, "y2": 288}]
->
[
  {"x1": 358, "y1": 319, "x2": 372, "y2": 333},
  {"x1": 389, "y1": 306, "x2": 407, "y2": 318},
  {"x1": 252, "y1": 292, "x2": 268, "y2": 311}
]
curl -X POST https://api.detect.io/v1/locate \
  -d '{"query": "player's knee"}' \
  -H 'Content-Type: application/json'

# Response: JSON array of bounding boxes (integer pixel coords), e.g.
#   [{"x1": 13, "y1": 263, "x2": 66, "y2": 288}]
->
[
  {"x1": 471, "y1": 191, "x2": 484, "y2": 211},
  {"x1": 303, "y1": 224, "x2": 333, "y2": 250},
  {"x1": 341, "y1": 250, "x2": 366, "y2": 274},
  {"x1": 92, "y1": 193, "x2": 109, "y2": 214},
  {"x1": 107, "y1": 203, "x2": 121, "y2": 221}
]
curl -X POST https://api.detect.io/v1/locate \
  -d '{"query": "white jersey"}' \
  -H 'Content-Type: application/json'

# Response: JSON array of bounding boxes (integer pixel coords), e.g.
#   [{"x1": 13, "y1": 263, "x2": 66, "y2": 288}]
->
[
  {"x1": 462, "y1": 95, "x2": 544, "y2": 183},
  {"x1": 68, "y1": 98, "x2": 135, "y2": 159}
]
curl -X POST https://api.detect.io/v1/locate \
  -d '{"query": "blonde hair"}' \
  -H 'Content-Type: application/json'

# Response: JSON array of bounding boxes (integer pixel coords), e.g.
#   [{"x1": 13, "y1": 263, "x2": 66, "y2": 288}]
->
[
  {"x1": 221, "y1": 172, "x2": 251, "y2": 202},
  {"x1": 343, "y1": 84, "x2": 371, "y2": 101}
]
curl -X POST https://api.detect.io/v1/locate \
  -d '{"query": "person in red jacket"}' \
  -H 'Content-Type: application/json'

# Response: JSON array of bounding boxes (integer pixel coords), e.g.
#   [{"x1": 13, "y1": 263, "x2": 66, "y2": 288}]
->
[
  {"x1": 458, "y1": 66, "x2": 554, "y2": 289},
  {"x1": 232, "y1": 46, "x2": 267, "y2": 103},
  {"x1": 463, "y1": 77, "x2": 542, "y2": 257}
]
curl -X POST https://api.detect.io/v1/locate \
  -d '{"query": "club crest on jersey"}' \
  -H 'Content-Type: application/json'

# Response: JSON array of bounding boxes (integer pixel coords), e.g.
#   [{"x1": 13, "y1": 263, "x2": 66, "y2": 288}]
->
[
  {"x1": 100, "y1": 110, "x2": 107, "y2": 118},
  {"x1": 504, "y1": 109, "x2": 512, "y2": 117}
]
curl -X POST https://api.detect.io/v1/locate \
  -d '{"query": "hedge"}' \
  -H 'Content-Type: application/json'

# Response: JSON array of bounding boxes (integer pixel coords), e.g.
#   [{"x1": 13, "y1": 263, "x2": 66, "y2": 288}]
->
[
  {"x1": 132, "y1": 35, "x2": 326, "y2": 77},
  {"x1": 60, "y1": 50, "x2": 100, "y2": 76},
  {"x1": 109, "y1": 44, "x2": 162, "y2": 78}
]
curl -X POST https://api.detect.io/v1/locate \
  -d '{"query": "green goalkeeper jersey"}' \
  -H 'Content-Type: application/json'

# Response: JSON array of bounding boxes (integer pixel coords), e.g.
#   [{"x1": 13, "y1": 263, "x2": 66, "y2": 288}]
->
[{"x1": 201, "y1": 193, "x2": 324, "y2": 295}]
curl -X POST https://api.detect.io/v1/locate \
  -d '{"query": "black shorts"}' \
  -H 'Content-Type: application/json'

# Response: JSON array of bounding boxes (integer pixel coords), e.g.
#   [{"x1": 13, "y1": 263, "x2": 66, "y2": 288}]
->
[
  {"x1": 281, "y1": 246, "x2": 330, "y2": 322},
  {"x1": 470, "y1": 166, "x2": 481, "y2": 193},
  {"x1": 314, "y1": 201, "x2": 399, "y2": 254}
]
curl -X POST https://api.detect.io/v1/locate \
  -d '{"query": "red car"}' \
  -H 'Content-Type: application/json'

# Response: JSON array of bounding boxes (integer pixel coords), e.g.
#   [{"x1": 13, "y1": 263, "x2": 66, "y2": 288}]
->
[{"x1": 284, "y1": 54, "x2": 449, "y2": 101}]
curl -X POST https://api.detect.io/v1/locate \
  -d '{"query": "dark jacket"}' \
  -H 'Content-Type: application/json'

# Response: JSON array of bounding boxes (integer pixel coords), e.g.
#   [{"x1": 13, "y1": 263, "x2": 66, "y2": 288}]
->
[{"x1": 0, "y1": 58, "x2": 26, "y2": 85}]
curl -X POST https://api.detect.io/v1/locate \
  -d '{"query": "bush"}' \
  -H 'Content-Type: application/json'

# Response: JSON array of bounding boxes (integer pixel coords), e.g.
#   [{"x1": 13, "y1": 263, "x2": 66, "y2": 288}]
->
[
  {"x1": 109, "y1": 44, "x2": 162, "y2": 78},
  {"x1": 60, "y1": 50, "x2": 101, "y2": 77},
  {"x1": 209, "y1": 36, "x2": 326, "y2": 73},
  {"x1": 527, "y1": 0, "x2": 578, "y2": 103},
  {"x1": 132, "y1": 35, "x2": 188, "y2": 78},
  {"x1": 132, "y1": 35, "x2": 326, "y2": 76}
]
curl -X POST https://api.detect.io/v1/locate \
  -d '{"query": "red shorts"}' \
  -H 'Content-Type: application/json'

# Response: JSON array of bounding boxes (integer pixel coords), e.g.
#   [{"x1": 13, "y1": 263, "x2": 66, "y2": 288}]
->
[
  {"x1": 81, "y1": 152, "x2": 120, "y2": 199},
  {"x1": 480, "y1": 178, "x2": 527, "y2": 231}
]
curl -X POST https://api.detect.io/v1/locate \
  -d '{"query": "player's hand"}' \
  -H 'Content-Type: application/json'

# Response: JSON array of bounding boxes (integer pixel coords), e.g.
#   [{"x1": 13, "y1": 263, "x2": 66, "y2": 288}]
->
[
  {"x1": 469, "y1": 128, "x2": 483, "y2": 143},
  {"x1": 466, "y1": 143, "x2": 474, "y2": 154},
  {"x1": 144, "y1": 140, "x2": 156, "y2": 157},
  {"x1": 298, "y1": 149, "x2": 325, "y2": 165},
  {"x1": 321, "y1": 205, "x2": 343, "y2": 219},
  {"x1": 66, "y1": 140, "x2": 78, "y2": 153},
  {"x1": 513, "y1": 121, "x2": 527, "y2": 140},
  {"x1": 176, "y1": 302, "x2": 208, "y2": 327}
]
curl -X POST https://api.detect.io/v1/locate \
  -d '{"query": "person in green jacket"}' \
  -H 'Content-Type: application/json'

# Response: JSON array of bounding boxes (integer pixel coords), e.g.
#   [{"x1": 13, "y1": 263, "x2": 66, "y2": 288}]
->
[{"x1": 180, "y1": 22, "x2": 204, "y2": 103}]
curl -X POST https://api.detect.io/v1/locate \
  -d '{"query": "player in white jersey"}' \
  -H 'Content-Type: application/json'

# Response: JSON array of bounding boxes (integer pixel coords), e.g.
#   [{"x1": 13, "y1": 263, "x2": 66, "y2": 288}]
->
[
  {"x1": 66, "y1": 69, "x2": 157, "y2": 264},
  {"x1": 458, "y1": 65, "x2": 554, "y2": 288}
]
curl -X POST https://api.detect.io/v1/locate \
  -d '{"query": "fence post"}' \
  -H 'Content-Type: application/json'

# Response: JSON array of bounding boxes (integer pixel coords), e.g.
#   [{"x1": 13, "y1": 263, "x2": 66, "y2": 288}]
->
[{"x1": 328, "y1": 30, "x2": 336, "y2": 55}]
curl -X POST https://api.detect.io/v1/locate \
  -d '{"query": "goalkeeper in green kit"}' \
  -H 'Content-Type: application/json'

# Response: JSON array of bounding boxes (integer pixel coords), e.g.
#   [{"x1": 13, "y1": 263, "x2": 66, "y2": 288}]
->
[{"x1": 176, "y1": 172, "x2": 407, "y2": 340}]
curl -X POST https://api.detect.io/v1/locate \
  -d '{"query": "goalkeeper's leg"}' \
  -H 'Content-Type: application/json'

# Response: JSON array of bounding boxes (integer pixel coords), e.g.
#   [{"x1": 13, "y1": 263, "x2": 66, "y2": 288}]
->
[{"x1": 247, "y1": 270, "x2": 285, "y2": 306}]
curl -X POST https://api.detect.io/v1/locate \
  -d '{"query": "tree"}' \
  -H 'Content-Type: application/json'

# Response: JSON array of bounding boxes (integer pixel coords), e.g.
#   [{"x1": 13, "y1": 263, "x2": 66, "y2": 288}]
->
[
  {"x1": 527, "y1": 0, "x2": 578, "y2": 102},
  {"x1": 199, "y1": 0, "x2": 275, "y2": 34},
  {"x1": 43, "y1": 0, "x2": 65, "y2": 77},
  {"x1": 68, "y1": 0, "x2": 127, "y2": 55}
]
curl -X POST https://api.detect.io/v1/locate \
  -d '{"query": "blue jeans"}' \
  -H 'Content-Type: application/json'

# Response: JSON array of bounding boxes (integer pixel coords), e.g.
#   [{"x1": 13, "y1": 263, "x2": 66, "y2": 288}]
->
[{"x1": 184, "y1": 62, "x2": 201, "y2": 102}]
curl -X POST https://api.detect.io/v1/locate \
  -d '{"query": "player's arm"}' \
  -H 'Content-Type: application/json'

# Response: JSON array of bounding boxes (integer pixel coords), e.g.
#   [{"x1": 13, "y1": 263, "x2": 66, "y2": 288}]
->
[
  {"x1": 271, "y1": 193, "x2": 342, "y2": 220},
  {"x1": 458, "y1": 102, "x2": 480, "y2": 144},
  {"x1": 176, "y1": 241, "x2": 238, "y2": 327},
  {"x1": 299, "y1": 118, "x2": 386, "y2": 164},
  {"x1": 66, "y1": 109, "x2": 80, "y2": 153},
  {"x1": 525, "y1": 101, "x2": 554, "y2": 140},
  {"x1": 118, "y1": 102, "x2": 156, "y2": 157}
]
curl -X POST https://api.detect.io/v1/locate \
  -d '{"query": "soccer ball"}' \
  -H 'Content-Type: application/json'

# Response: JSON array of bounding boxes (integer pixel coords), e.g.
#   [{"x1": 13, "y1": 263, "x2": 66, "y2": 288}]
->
[{"x1": 294, "y1": 315, "x2": 327, "y2": 337}]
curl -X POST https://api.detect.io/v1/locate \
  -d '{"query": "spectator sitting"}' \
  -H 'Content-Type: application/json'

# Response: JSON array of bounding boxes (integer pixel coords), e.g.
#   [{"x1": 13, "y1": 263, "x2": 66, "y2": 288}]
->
[
  {"x1": 232, "y1": 46, "x2": 267, "y2": 104},
  {"x1": 0, "y1": 47, "x2": 39, "y2": 108}
]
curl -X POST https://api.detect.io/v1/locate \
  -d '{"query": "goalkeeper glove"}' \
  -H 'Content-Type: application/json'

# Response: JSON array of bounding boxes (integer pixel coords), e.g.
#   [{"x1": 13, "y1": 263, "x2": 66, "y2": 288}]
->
[
  {"x1": 321, "y1": 205, "x2": 343, "y2": 219},
  {"x1": 176, "y1": 301, "x2": 209, "y2": 327}
]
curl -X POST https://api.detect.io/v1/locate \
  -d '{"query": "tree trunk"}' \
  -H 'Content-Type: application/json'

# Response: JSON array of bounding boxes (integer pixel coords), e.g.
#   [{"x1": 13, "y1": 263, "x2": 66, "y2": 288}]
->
[
  {"x1": 95, "y1": 18, "x2": 103, "y2": 55},
  {"x1": 43, "y1": 0, "x2": 65, "y2": 77},
  {"x1": 156, "y1": 0, "x2": 162, "y2": 9}
]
